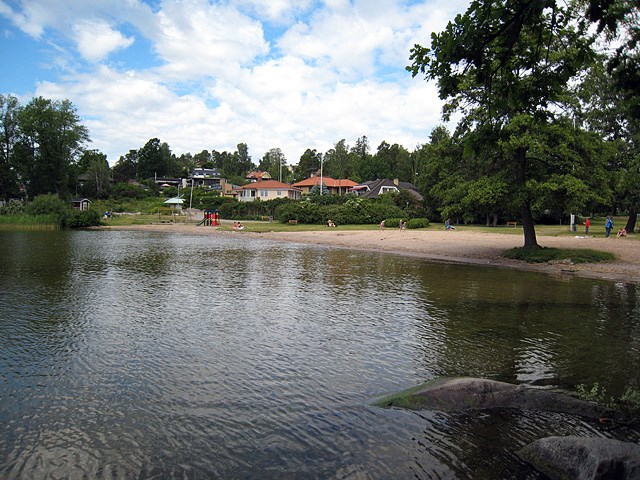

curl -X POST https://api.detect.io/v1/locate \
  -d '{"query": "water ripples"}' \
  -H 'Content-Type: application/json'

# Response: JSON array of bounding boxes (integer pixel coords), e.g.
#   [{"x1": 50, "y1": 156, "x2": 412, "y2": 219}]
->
[{"x1": 1, "y1": 230, "x2": 639, "y2": 478}]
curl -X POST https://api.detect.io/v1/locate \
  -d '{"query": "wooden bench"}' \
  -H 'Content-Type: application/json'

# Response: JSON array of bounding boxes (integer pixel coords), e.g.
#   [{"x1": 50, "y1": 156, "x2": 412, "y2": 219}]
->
[
  {"x1": 506, "y1": 221, "x2": 518, "y2": 227},
  {"x1": 288, "y1": 219, "x2": 298, "y2": 224}
]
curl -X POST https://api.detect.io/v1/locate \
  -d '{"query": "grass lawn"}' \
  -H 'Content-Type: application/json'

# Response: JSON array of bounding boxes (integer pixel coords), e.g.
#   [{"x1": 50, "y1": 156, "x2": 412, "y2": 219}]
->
[{"x1": 103, "y1": 213, "x2": 637, "y2": 239}]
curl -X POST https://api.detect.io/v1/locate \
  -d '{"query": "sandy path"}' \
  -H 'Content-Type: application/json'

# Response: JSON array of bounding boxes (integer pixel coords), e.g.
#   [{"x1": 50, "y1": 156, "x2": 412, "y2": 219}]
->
[{"x1": 100, "y1": 224, "x2": 640, "y2": 284}]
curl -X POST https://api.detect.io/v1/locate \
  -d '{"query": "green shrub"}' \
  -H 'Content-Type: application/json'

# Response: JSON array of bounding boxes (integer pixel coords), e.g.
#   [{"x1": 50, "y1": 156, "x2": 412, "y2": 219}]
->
[
  {"x1": 407, "y1": 218, "x2": 430, "y2": 229},
  {"x1": 63, "y1": 209, "x2": 102, "y2": 228},
  {"x1": 274, "y1": 198, "x2": 405, "y2": 225},
  {"x1": 26, "y1": 194, "x2": 69, "y2": 218},
  {"x1": 110, "y1": 182, "x2": 149, "y2": 199},
  {"x1": 383, "y1": 218, "x2": 403, "y2": 228},
  {"x1": 0, "y1": 200, "x2": 25, "y2": 215}
]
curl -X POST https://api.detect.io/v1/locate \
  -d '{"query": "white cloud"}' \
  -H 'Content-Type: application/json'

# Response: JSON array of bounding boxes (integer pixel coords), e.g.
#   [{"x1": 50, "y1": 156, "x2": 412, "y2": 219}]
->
[
  {"x1": 4, "y1": 0, "x2": 472, "y2": 166},
  {"x1": 150, "y1": 0, "x2": 269, "y2": 79},
  {"x1": 73, "y1": 20, "x2": 134, "y2": 62}
]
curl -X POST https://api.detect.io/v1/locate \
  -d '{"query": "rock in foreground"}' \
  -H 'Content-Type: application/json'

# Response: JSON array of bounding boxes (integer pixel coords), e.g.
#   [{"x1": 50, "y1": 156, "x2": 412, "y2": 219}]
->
[
  {"x1": 519, "y1": 436, "x2": 640, "y2": 480},
  {"x1": 373, "y1": 377, "x2": 610, "y2": 419}
]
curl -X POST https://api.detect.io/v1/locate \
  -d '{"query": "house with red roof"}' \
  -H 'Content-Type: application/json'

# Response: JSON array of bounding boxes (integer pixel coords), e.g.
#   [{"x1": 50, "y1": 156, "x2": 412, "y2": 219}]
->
[
  {"x1": 291, "y1": 176, "x2": 359, "y2": 195},
  {"x1": 236, "y1": 180, "x2": 302, "y2": 202}
]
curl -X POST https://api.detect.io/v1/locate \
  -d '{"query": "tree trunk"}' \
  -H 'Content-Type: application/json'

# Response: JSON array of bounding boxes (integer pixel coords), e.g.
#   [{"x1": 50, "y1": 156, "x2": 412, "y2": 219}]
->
[
  {"x1": 486, "y1": 213, "x2": 490, "y2": 226},
  {"x1": 624, "y1": 209, "x2": 637, "y2": 233},
  {"x1": 520, "y1": 203, "x2": 539, "y2": 248}
]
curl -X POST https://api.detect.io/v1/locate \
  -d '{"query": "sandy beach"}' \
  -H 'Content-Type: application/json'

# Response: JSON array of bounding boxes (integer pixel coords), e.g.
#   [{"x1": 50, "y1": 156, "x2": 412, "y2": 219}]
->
[{"x1": 101, "y1": 223, "x2": 640, "y2": 284}]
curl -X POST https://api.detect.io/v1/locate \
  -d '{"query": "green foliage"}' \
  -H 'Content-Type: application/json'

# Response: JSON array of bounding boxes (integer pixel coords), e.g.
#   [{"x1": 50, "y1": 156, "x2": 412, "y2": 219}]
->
[
  {"x1": 274, "y1": 197, "x2": 405, "y2": 224},
  {"x1": 26, "y1": 194, "x2": 69, "y2": 218},
  {"x1": 63, "y1": 209, "x2": 101, "y2": 228},
  {"x1": 217, "y1": 198, "x2": 291, "y2": 220},
  {"x1": 18, "y1": 97, "x2": 89, "y2": 197},
  {"x1": 383, "y1": 218, "x2": 403, "y2": 228},
  {"x1": 502, "y1": 247, "x2": 615, "y2": 264},
  {"x1": 110, "y1": 182, "x2": 150, "y2": 199},
  {"x1": 0, "y1": 200, "x2": 25, "y2": 215},
  {"x1": 407, "y1": 218, "x2": 430, "y2": 229},
  {"x1": 576, "y1": 383, "x2": 640, "y2": 416}
]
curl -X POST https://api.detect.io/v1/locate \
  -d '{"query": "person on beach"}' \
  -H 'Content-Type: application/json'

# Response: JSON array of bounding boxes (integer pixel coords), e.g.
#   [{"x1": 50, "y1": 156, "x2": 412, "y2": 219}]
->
[
  {"x1": 584, "y1": 217, "x2": 590, "y2": 235},
  {"x1": 617, "y1": 228, "x2": 627, "y2": 237},
  {"x1": 399, "y1": 220, "x2": 406, "y2": 231},
  {"x1": 605, "y1": 216, "x2": 614, "y2": 237},
  {"x1": 379, "y1": 220, "x2": 385, "y2": 231},
  {"x1": 327, "y1": 219, "x2": 336, "y2": 227},
  {"x1": 445, "y1": 219, "x2": 455, "y2": 230}
]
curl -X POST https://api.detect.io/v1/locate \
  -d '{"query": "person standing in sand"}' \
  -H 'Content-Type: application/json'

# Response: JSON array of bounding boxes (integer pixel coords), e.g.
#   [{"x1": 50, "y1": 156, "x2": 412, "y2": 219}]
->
[{"x1": 584, "y1": 217, "x2": 590, "y2": 235}]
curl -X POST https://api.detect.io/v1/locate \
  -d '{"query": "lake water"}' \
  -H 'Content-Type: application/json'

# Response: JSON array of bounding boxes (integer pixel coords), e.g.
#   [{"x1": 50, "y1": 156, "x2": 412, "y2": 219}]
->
[{"x1": 1, "y1": 229, "x2": 639, "y2": 479}]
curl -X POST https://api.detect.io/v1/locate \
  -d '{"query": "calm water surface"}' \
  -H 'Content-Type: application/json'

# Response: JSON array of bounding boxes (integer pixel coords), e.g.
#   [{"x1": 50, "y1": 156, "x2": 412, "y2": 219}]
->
[{"x1": 1, "y1": 230, "x2": 639, "y2": 479}]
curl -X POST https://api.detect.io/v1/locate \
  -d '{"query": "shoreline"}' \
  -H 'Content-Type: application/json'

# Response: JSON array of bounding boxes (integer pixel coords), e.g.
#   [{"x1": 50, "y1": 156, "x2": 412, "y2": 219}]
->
[{"x1": 98, "y1": 224, "x2": 640, "y2": 284}]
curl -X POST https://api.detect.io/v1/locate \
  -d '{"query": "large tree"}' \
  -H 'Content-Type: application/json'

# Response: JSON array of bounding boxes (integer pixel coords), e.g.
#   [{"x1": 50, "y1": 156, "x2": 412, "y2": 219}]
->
[
  {"x1": 0, "y1": 94, "x2": 20, "y2": 200},
  {"x1": 137, "y1": 138, "x2": 174, "y2": 180},
  {"x1": 78, "y1": 150, "x2": 111, "y2": 198},
  {"x1": 408, "y1": 0, "x2": 600, "y2": 247},
  {"x1": 259, "y1": 148, "x2": 287, "y2": 182},
  {"x1": 112, "y1": 149, "x2": 139, "y2": 182},
  {"x1": 16, "y1": 97, "x2": 89, "y2": 198},
  {"x1": 294, "y1": 148, "x2": 322, "y2": 181}
]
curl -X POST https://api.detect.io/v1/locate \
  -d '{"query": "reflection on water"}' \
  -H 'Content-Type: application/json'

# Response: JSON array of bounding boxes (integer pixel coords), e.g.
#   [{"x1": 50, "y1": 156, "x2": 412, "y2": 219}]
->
[{"x1": 0, "y1": 230, "x2": 639, "y2": 479}]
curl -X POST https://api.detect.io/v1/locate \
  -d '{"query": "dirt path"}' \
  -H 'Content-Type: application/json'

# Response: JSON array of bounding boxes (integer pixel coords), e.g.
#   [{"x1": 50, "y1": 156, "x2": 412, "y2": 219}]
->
[{"x1": 100, "y1": 224, "x2": 640, "y2": 284}]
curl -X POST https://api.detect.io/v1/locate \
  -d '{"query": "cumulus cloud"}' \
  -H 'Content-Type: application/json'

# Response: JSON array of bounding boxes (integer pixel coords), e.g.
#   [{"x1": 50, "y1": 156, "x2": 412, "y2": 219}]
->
[
  {"x1": 73, "y1": 20, "x2": 134, "y2": 62},
  {"x1": 150, "y1": 0, "x2": 269, "y2": 80},
  {"x1": 4, "y1": 0, "x2": 471, "y2": 165}
]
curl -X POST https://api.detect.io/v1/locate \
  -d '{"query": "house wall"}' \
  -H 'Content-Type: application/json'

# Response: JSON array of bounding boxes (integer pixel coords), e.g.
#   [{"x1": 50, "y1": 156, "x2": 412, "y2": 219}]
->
[{"x1": 238, "y1": 189, "x2": 300, "y2": 202}]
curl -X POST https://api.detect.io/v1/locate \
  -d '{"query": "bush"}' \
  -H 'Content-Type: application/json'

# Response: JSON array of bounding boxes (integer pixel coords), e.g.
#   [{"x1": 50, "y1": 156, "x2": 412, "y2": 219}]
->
[
  {"x1": 0, "y1": 200, "x2": 25, "y2": 215},
  {"x1": 383, "y1": 218, "x2": 403, "y2": 228},
  {"x1": 26, "y1": 194, "x2": 69, "y2": 218},
  {"x1": 63, "y1": 209, "x2": 101, "y2": 228},
  {"x1": 111, "y1": 182, "x2": 150, "y2": 199},
  {"x1": 274, "y1": 198, "x2": 405, "y2": 224},
  {"x1": 407, "y1": 218, "x2": 430, "y2": 229}
]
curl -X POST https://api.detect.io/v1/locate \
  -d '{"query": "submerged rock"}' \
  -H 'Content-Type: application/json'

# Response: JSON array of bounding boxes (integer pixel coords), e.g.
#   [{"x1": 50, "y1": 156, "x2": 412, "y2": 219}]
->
[
  {"x1": 373, "y1": 377, "x2": 611, "y2": 419},
  {"x1": 519, "y1": 436, "x2": 640, "y2": 480}
]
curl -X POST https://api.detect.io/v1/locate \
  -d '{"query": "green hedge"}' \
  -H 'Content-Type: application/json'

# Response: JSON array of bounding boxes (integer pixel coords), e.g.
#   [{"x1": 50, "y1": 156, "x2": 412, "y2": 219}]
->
[
  {"x1": 407, "y1": 218, "x2": 430, "y2": 229},
  {"x1": 274, "y1": 197, "x2": 406, "y2": 224}
]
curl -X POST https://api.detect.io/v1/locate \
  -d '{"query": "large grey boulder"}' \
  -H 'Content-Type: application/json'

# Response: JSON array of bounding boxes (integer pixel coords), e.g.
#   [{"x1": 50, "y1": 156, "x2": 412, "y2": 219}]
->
[
  {"x1": 373, "y1": 377, "x2": 612, "y2": 419},
  {"x1": 519, "y1": 436, "x2": 640, "y2": 480}
]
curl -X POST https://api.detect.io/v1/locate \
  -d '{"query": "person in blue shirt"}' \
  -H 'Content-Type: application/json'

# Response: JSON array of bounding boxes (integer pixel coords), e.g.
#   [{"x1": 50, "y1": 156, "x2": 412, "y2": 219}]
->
[{"x1": 605, "y1": 216, "x2": 614, "y2": 237}]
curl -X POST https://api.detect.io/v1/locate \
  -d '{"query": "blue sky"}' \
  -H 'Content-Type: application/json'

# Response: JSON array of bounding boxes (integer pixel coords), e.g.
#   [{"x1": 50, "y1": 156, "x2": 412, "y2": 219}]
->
[{"x1": 0, "y1": 0, "x2": 469, "y2": 166}]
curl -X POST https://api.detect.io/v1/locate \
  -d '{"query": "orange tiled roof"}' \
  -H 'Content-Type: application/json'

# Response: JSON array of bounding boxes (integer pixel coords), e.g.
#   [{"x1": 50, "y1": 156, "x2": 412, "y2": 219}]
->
[{"x1": 292, "y1": 177, "x2": 358, "y2": 188}]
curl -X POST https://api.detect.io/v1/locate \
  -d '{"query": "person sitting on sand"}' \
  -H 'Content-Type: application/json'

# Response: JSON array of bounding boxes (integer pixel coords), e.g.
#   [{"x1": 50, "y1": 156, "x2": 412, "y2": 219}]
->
[
  {"x1": 445, "y1": 219, "x2": 455, "y2": 230},
  {"x1": 617, "y1": 228, "x2": 627, "y2": 237},
  {"x1": 327, "y1": 219, "x2": 336, "y2": 227}
]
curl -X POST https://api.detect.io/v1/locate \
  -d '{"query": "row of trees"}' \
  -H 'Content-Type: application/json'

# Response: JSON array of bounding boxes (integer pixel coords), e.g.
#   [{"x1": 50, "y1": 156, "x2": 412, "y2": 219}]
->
[
  {"x1": 111, "y1": 136, "x2": 419, "y2": 187},
  {"x1": 0, "y1": 92, "x2": 428, "y2": 202}
]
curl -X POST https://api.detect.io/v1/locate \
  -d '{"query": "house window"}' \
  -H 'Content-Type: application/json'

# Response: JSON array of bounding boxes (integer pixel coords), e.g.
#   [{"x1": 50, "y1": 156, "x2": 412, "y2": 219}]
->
[
  {"x1": 261, "y1": 190, "x2": 268, "y2": 197},
  {"x1": 277, "y1": 191, "x2": 282, "y2": 196},
  {"x1": 380, "y1": 186, "x2": 398, "y2": 194}
]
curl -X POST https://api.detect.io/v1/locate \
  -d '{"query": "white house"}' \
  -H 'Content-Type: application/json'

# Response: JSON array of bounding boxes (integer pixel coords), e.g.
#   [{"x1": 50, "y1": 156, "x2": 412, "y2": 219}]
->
[{"x1": 236, "y1": 180, "x2": 302, "y2": 202}]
